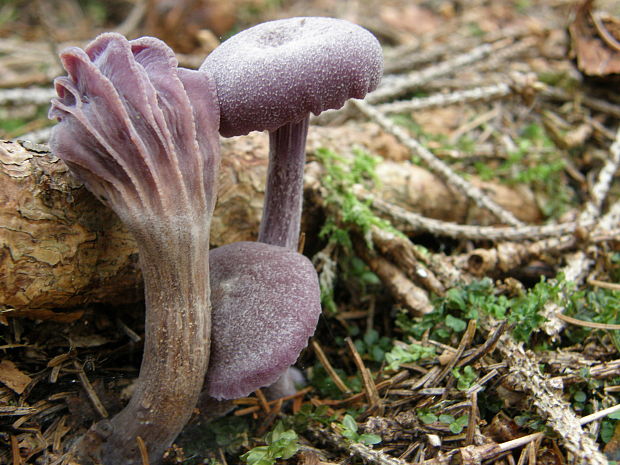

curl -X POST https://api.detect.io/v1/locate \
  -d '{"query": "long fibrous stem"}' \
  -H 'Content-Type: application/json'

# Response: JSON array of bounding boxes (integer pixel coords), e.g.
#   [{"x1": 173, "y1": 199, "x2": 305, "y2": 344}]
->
[
  {"x1": 259, "y1": 116, "x2": 310, "y2": 250},
  {"x1": 92, "y1": 218, "x2": 211, "y2": 464}
]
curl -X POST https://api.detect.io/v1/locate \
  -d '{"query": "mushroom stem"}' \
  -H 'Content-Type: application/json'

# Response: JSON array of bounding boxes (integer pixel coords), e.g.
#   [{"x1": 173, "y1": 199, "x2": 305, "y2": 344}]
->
[
  {"x1": 48, "y1": 33, "x2": 221, "y2": 464},
  {"x1": 258, "y1": 116, "x2": 309, "y2": 250},
  {"x1": 97, "y1": 220, "x2": 210, "y2": 464}
]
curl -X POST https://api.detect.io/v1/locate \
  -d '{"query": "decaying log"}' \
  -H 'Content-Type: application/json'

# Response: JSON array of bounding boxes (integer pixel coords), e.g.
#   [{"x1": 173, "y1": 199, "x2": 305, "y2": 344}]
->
[
  {"x1": 1, "y1": 123, "x2": 542, "y2": 312},
  {"x1": 0, "y1": 135, "x2": 267, "y2": 312}
]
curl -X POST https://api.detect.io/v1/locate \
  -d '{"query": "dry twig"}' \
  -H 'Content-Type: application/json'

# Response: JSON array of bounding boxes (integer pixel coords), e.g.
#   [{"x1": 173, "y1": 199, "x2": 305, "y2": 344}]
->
[
  {"x1": 542, "y1": 124, "x2": 620, "y2": 335},
  {"x1": 494, "y1": 330, "x2": 609, "y2": 465},
  {"x1": 369, "y1": 41, "x2": 508, "y2": 104},
  {"x1": 361, "y1": 188, "x2": 578, "y2": 240},
  {"x1": 354, "y1": 99, "x2": 523, "y2": 226}
]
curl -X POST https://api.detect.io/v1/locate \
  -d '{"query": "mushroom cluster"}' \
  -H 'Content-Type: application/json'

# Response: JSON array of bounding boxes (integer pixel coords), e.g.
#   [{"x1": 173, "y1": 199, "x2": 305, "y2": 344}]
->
[
  {"x1": 49, "y1": 17, "x2": 382, "y2": 465},
  {"x1": 201, "y1": 16, "x2": 383, "y2": 398}
]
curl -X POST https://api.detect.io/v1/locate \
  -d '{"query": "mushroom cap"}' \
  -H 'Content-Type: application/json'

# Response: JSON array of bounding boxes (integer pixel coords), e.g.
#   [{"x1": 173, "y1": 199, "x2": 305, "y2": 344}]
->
[
  {"x1": 206, "y1": 241, "x2": 321, "y2": 400},
  {"x1": 201, "y1": 16, "x2": 383, "y2": 137},
  {"x1": 49, "y1": 33, "x2": 220, "y2": 220}
]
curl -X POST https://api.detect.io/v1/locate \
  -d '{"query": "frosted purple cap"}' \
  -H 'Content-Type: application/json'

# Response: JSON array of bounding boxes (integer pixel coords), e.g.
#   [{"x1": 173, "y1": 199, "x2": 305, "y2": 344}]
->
[
  {"x1": 201, "y1": 16, "x2": 383, "y2": 137},
  {"x1": 206, "y1": 242, "x2": 321, "y2": 400}
]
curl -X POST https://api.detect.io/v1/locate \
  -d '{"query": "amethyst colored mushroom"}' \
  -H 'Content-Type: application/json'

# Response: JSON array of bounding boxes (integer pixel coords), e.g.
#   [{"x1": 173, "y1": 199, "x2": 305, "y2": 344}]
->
[
  {"x1": 206, "y1": 241, "x2": 321, "y2": 400},
  {"x1": 201, "y1": 17, "x2": 383, "y2": 250},
  {"x1": 49, "y1": 33, "x2": 219, "y2": 464}
]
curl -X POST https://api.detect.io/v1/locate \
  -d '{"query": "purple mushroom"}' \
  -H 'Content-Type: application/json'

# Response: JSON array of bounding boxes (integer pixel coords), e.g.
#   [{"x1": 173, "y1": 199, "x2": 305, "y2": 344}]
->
[
  {"x1": 206, "y1": 241, "x2": 321, "y2": 400},
  {"x1": 49, "y1": 33, "x2": 220, "y2": 464},
  {"x1": 201, "y1": 17, "x2": 384, "y2": 250}
]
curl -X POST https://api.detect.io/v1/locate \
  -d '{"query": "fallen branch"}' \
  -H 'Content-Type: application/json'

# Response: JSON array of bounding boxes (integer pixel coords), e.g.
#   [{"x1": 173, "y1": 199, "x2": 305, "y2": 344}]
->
[
  {"x1": 369, "y1": 40, "x2": 506, "y2": 104},
  {"x1": 0, "y1": 124, "x2": 544, "y2": 311},
  {"x1": 362, "y1": 188, "x2": 575, "y2": 241},
  {"x1": 494, "y1": 329, "x2": 609, "y2": 465}
]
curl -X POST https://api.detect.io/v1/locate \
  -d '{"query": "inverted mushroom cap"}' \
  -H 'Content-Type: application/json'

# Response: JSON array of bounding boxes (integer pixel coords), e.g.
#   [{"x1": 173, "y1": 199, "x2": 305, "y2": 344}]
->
[
  {"x1": 206, "y1": 241, "x2": 321, "y2": 400},
  {"x1": 201, "y1": 16, "x2": 383, "y2": 137},
  {"x1": 49, "y1": 32, "x2": 220, "y2": 222}
]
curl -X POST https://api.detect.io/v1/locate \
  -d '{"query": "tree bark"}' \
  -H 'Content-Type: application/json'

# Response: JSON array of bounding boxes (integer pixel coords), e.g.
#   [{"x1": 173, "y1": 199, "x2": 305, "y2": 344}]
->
[{"x1": 0, "y1": 123, "x2": 542, "y2": 312}]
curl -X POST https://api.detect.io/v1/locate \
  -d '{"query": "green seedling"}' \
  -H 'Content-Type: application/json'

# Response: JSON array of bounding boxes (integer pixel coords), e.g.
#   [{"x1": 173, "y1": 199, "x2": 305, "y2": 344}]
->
[
  {"x1": 338, "y1": 414, "x2": 382, "y2": 445},
  {"x1": 440, "y1": 414, "x2": 470, "y2": 434},
  {"x1": 241, "y1": 422, "x2": 299, "y2": 465},
  {"x1": 452, "y1": 366, "x2": 478, "y2": 391},
  {"x1": 288, "y1": 404, "x2": 337, "y2": 431},
  {"x1": 384, "y1": 342, "x2": 435, "y2": 371},
  {"x1": 418, "y1": 410, "x2": 469, "y2": 434}
]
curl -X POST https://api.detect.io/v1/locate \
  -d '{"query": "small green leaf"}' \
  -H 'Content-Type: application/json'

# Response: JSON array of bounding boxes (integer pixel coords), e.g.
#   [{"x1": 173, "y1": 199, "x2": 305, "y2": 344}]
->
[
  {"x1": 241, "y1": 422, "x2": 299, "y2": 465},
  {"x1": 359, "y1": 433, "x2": 382, "y2": 445},
  {"x1": 419, "y1": 413, "x2": 438, "y2": 424},
  {"x1": 384, "y1": 343, "x2": 435, "y2": 371},
  {"x1": 448, "y1": 415, "x2": 469, "y2": 434},
  {"x1": 573, "y1": 391, "x2": 587, "y2": 403},
  {"x1": 241, "y1": 446, "x2": 273, "y2": 465},
  {"x1": 601, "y1": 420, "x2": 616, "y2": 443},
  {"x1": 343, "y1": 414, "x2": 358, "y2": 433},
  {"x1": 449, "y1": 422, "x2": 465, "y2": 434},
  {"x1": 371, "y1": 345, "x2": 385, "y2": 362},
  {"x1": 453, "y1": 366, "x2": 477, "y2": 391},
  {"x1": 364, "y1": 329, "x2": 379, "y2": 346},
  {"x1": 439, "y1": 414, "x2": 455, "y2": 424},
  {"x1": 445, "y1": 314, "x2": 467, "y2": 332}
]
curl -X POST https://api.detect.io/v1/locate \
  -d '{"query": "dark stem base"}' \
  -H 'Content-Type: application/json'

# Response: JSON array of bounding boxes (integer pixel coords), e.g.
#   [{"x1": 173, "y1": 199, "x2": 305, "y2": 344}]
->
[{"x1": 75, "y1": 220, "x2": 212, "y2": 465}]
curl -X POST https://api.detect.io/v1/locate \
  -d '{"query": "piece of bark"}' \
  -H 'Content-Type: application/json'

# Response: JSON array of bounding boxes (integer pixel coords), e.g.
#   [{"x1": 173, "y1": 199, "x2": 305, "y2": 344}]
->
[
  {"x1": 1, "y1": 123, "x2": 542, "y2": 312},
  {"x1": 569, "y1": 0, "x2": 620, "y2": 77}
]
